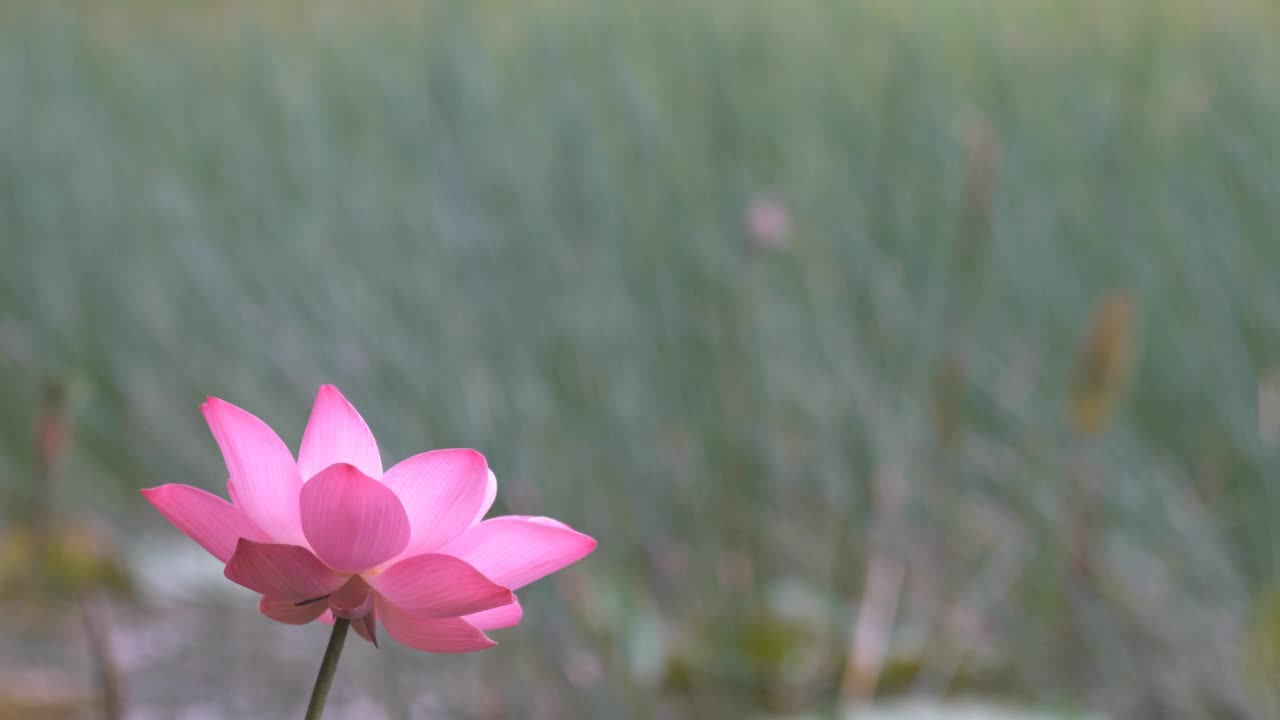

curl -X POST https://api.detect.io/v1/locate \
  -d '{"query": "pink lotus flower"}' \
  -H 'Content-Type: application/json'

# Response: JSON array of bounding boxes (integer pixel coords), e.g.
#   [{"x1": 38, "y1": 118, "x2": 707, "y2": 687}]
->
[{"x1": 142, "y1": 385, "x2": 596, "y2": 653}]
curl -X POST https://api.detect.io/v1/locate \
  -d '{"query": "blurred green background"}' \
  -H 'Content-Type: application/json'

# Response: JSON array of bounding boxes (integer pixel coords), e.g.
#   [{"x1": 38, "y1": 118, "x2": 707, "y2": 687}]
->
[{"x1": 2, "y1": 0, "x2": 1280, "y2": 717}]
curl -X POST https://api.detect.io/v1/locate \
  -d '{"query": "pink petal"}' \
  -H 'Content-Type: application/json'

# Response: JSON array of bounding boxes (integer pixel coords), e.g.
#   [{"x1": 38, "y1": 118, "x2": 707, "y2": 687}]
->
[
  {"x1": 376, "y1": 598, "x2": 497, "y2": 653},
  {"x1": 437, "y1": 516, "x2": 596, "y2": 590},
  {"x1": 297, "y1": 385, "x2": 383, "y2": 482},
  {"x1": 203, "y1": 397, "x2": 305, "y2": 546},
  {"x1": 300, "y1": 463, "x2": 410, "y2": 572},
  {"x1": 463, "y1": 597, "x2": 523, "y2": 631},
  {"x1": 224, "y1": 540, "x2": 347, "y2": 600},
  {"x1": 473, "y1": 469, "x2": 498, "y2": 525},
  {"x1": 260, "y1": 596, "x2": 328, "y2": 625},
  {"x1": 317, "y1": 610, "x2": 378, "y2": 646},
  {"x1": 354, "y1": 613, "x2": 378, "y2": 646},
  {"x1": 381, "y1": 449, "x2": 490, "y2": 557},
  {"x1": 141, "y1": 484, "x2": 268, "y2": 564},
  {"x1": 367, "y1": 554, "x2": 513, "y2": 618},
  {"x1": 329, "y1": 576, "x2": 374, "y2": 619}
]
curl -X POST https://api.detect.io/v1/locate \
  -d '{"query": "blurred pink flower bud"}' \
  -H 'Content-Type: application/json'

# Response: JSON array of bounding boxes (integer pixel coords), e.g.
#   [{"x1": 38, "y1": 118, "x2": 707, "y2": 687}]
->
[{"x1": 745, "y1": 193, "x2": 792, "y2": 251}]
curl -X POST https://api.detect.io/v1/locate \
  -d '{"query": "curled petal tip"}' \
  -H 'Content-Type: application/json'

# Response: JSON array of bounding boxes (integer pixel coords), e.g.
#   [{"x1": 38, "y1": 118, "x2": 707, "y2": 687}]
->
[
  {"x1": 199, "y1": 398, "x2": 222, "y2": 419},
  {"x1": 463, "y1": 597, "x2": 524, "y2": 631},
  {"x1": 449, "y1": 448, "x2": 486, "y2": 463}
]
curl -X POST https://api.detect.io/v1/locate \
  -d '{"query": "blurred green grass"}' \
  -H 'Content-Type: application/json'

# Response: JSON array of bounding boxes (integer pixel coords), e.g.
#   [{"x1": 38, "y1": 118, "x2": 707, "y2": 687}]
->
[{"x1": 3, "y1": 0, "x2": 1280, "y2": 716}]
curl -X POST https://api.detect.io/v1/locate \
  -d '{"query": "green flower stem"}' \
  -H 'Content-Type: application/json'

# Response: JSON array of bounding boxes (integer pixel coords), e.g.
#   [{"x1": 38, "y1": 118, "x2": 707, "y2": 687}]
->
[{"x1": 304, "y1": 617, "x2": 350, "y2": 720}]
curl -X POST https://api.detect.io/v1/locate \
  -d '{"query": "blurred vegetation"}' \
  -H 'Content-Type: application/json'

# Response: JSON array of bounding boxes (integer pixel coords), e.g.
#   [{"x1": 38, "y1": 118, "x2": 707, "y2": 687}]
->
[{"x1": 2, "y1": 0, "x2": 1280, "y2": 717}]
